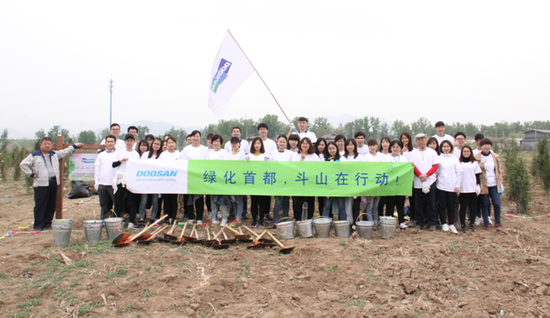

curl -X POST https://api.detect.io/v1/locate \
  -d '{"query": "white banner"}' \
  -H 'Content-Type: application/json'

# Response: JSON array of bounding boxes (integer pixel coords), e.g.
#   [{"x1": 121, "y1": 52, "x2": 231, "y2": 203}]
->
[
  {"x1": 69, "y1": 153, "x2": 98, "y2": 181},
  {"x1": 208, "y1": 30, "x2": 255, "y2": 117},
  {"x1": 126, "y1": 159, "x2": 189, "y2": 194}
]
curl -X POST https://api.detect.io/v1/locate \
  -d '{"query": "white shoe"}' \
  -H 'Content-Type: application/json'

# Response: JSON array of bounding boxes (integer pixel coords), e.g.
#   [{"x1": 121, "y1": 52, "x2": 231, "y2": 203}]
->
[
  {"x1": 187, "y1": 220, "x2": 194, "y2": 225},
  {"x1": 475, "y1": 217, "x2": 483, "y2": 226},
  {"x1": 442, "y1": 224, "x2": 449, "y2": 232},
  {"x1": 196, "y1": 220, "x2": 203, "y2": 225},
  {"x1": 218, "y1": 212, "x2": 222, "y2": 218},
  {"x1": 127, "y1": 222, "x2": 135, "y2": 230},
  {"x1": 449, "y1": 224, "x2": 458, "y2": 234},
  {"x1": 220, "y1": 219, "x2": 227, "y2": 227},
  {"x1": 399, "y1": 222, "x2": 408, "y2": 229},
  {"x1": 488, "y1": 217, "x2": 493, "y2": 224},
  {"x1": 212, "y1": 219, "x2": 220, "y2": 225}
]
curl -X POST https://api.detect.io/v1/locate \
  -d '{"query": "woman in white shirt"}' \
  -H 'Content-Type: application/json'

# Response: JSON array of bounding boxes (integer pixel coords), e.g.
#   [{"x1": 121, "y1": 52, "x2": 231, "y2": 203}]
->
[
  {"x1": 343, "y1": 138, "x2": 362, "y2": 228},
  {"x1": 292, "y1": 137, "x2": 320, "y2": 220},
  {"x1": 247, "y1": 137, "x2": 269, "y2": 228},
  {"x1": 384, "y1": 140, "x2": 409, "y2": 229},
  {"x1": 436, "y1": 140, "x2": 463, "y2": 234},
  {"x1": 335, "y1": 134, "x2": 346, "y2": 157},
  {"x1": 362, "y1": 139, "x2": 382, "y2": 227},
  {"x1": 208, "y1": 135, "x2": 230, "y2": 226},
  {"x1": 377, "y1": 137, "x2": 391, "y2": 220},
  {"x1": 224, "y1": 137, "x2": 246, "y2": 226},
  {"x1": 287, "y1": 134, "x2": 300, "y2": 153},
  {"x1": 270, "y1": 135, "x2": 294, "y2": 228},
  {"x1": 321, "y1": 142, "x2": 347, "y2": 220},
  {"x1": 314, "y1": 137, "x2": 328, "y2": 216},
  {"x1": 138, "y1": 138, "x2": 163, "y2": 223},
  {"x1": 179, "y1": 130, "x2": 208, "y2": 225},
  {"x1": 399, "y1": 132, "x2": 415, "y2": 227},
  {"x1": 459, "y1": 145, "x2": 482, "y2": 233},
  {"x1": 157, "y1": 136, "x2": 180, "y2": 225}
]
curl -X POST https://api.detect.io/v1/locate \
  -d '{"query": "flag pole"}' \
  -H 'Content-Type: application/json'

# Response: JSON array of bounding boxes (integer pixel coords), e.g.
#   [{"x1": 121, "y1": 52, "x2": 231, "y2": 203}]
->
[{"x1": 226, "y1": 29, "x2": 293, "y2": 126}]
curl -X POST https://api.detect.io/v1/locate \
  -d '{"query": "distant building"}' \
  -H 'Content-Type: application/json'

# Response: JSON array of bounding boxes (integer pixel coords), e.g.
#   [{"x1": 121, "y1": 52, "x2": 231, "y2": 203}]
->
[{"x1": 521, "y1": 129, "x2": 550, "y2": 147}]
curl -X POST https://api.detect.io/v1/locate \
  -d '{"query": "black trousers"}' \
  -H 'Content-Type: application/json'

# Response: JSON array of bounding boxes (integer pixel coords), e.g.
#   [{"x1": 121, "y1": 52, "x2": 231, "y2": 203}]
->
[
  {"x1": 98, "y1": 184, "x2": 114, "y2": 220},
  {"x1": 115, "y1": 184, "x2": 139, "y2": 223},
  {"x1": 184, "y1": 195, "x2": 204, "y2": 221},
  {"x1": 378, "y1": 197, "x2": 387, "y2": 218},
  {"x1": 316, "y1": 196, "x2": 325, "y2": 216},
  {"x1": 437, "y1": 189, "x2": 458, "y2": 224},
  {"x1": 251, "y1": 195, "x2": 271, "y2": 223},
  {"x1": 292, "y1": 196, "x2": 315, "y2": 220},
  {"x1": 386, "y1": 195, "x2": 406, "y2": 224},
  {"x1": 351, "y1": 197, "x2": 361, "y2": 225},
  {"x1": 163, "y1": 194, "x2": 178, "y2": 221},
  {"x1": 459, "y1": 193, "x2": 477, "y2": 227},
  {"x1": 33, "y1": 177, "x2": 57, "y2": 230}
]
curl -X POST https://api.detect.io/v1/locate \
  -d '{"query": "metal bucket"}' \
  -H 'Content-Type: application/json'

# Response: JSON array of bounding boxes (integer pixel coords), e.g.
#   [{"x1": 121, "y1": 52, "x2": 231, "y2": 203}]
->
[
  {"x1": 295, "y1": 219, "x2": 313, "y2": 238},
  {"x1": 104, "y1": 217, "x2": 124, "y2": 240},
  {"x1": 333, "y1": 220, "x2": 350, "y2": 238},
  {"x1": 380, "y1": 216, "x2": 397, "y2": 239},
  {"x1": 52, "y1": 219, "x2": 73, "y2": 246},
  {"x1": 276, "y1": 220, "x2": 295, "y2": 240},
  {"x1": 313, "y1": 217, "x2": 332, "y2": 238},
  {"x1": 356, "y1": 221, "x2": 374, "y2": 240},
  {"x1": 83, "y1": 220, "x2": 103, "y2": 243}
]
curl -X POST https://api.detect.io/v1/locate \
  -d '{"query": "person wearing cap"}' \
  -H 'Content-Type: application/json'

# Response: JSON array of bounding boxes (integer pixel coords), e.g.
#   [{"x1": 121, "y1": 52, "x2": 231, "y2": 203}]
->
[
  {"x1": 224, "y1": 126, "x2": 249, "y2": 153},
  {"x1": 433, "y1": 121, "x2": 454, "y2": 145},
  {"x1": 112, "y1": 133, "x2": 141, "y2": 229},
  {"x1": 410, "y1": 133, "x2": 439, "y2": 231},
  {"x1": 20, "y1": 138, "x2": 84, "y2": 231}
]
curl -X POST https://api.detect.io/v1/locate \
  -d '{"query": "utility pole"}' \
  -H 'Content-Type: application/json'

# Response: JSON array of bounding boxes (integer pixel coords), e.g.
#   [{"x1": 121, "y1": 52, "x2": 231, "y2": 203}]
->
[{"x1": 109, "y1": 79, "x2": 114, "y2": 126}]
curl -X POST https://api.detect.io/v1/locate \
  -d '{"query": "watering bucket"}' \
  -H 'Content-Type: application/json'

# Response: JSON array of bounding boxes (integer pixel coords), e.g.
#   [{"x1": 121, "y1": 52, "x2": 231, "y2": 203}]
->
[
  {"x1": 52, "y1": 219, "x2": 73, "y2": 246},
  {"x1": 313, "y1": 218, "x2": 332, "y2": 238},
  {"x1": 83, "y1": 220, "x2": 103, "y2": 243},
  {"x1": 380, "y1": 217, "x2": 397, "y2": 239},
  {"x1": 333, "y1": 220, "x2": 350, "y2": 238},
  {"x1": 356, "y1": 221, "x2": 374, "y2": 240},
  {"x1": 295, "y1": 220, "x2": 313, "y2": 238},
  {"x1": 104, "y1": 217, "x2": 124, "y2": 240},
  {"x1": 276, "y1": 220, "x2": 295, "y2": 240}
]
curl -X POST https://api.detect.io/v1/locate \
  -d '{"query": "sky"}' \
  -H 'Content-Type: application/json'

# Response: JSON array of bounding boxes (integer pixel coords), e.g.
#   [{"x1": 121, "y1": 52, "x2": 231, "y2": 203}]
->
[{"x1": 1, "y1": 1, "x2": 549, "y2": 137}]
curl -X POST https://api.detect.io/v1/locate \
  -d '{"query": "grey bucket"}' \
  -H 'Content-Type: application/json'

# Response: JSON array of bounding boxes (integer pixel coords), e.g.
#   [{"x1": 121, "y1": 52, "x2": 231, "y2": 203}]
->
[
  {"x1": 356, "y1": 221, "x2": 374, "y2": 240},
  {"x1": 295, "y1": 219, "x2": 314, "y2": 238},
  {"x1": 333, "y1": 220, "x2": 350, "y2": 238},
  {"x1": 313, "y1": 218, "x2": 332, "y2": 238},
  {"x1": 276, "y1": 220, "x2": 295, "y2": 240},
  {"x1": 380, "y1": 216, "x2": 398, "y2": 239},
  {"x1": 84, "y1": 220, "x2": 103, "y2": 243},
  {"x1": 104, "y1": 217, "x2": 124, "y2": 240},
  {"x1": 52, "y1": 219, "x2": 73, "y2": 246}
]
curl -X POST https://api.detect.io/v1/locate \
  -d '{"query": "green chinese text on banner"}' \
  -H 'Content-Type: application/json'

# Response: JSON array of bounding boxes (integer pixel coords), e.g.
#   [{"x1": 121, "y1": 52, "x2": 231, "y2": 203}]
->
[{"x1": 188, "y1": 161, "x2": 413, "y2": 197}]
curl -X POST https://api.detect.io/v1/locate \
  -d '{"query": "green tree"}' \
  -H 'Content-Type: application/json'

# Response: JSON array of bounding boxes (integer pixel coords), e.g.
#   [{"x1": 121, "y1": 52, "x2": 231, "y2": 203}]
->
[
  {"x1": 77, "y1": 130, "x2": 97, "y2": 144},
  {"x1": 410, "y1": 117, "x2": 432, "y2": 136},
  {"x1": 256, "y1": 114, "x2": 287, "y2": 139},
  {"x1": 137, "y1": 125, "x2": 150, "y2": 140},
  {"x1": 0, "y1": 129, "x2": 8, "y2": 180},
  {"x1": 464, "y1": 122, "x2": 478, "y2": 137},
  {"x1": 310, "y1": 117, "x2": 334, "y2": 138},
  {"x1": 47, "y1": 125, "x2": 73, "y2": 144},
  {"x1": 0, "y1": 129, "x2": 8, "y2": 151},
  {"x1": 11, "y1": 145, "x2": 22, "y2": 181},
  {"x1": 369, "y1": 117, "x2": 381, "y2": 139},
  {"x1": 531, "y1": 136, "x2": 550, "y2": 194},
  {"x1": 505, "y1": 140, "x2": 531, "y2": 213},
  {"x1": 390, "y1": 120, "x2": 410, "y2": 139},
  {"x1": 97, "y1": 128, "x2": 110, "y2": 142}
]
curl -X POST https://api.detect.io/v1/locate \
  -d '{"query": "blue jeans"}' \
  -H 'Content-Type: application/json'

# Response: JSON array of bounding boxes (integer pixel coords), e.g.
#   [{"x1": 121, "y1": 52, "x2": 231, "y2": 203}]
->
[
  {"x1": 139, "y1": 194, "x2": 158, "y2": 220},
  {"x1": 322, "y1": 197, "x2": 346, "y2": 220},
  {"x1": 364, "y1": 197, "x2": 380, "y2": 226},
  {"x1": 413, "y1": 183, "x2": 438, "y2": 226},
  {"x1": 481, "y1": 186, "x2": 501, "y2": 225},
  {"x1": 273, "y1": 196, "x2": 289, "y2": 223},
  {"x1": 231, "y1": 195, "x2": 244, "y2": 219},
  {"x1": 210, "y1": 195, "x2": 231, "y2": 221}
]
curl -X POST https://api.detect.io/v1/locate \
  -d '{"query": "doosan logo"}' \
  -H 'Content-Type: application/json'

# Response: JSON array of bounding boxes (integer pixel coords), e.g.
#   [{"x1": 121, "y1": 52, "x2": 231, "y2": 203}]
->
[
  {"x1": 81, "y1": 158, "x2": 95, "y2": 164},
  {"x1": 136, "y1": 170, "x2": 178, "y2": 177},
  {"x1": 211, "y1": 58, "x2": 232, "y2": 93}
]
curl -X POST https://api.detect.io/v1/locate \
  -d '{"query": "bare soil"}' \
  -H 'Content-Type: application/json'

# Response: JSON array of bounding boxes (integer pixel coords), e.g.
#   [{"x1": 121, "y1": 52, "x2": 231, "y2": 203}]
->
[{"x1": 1, "y1": 165, "x2": 550, "y2": 318}]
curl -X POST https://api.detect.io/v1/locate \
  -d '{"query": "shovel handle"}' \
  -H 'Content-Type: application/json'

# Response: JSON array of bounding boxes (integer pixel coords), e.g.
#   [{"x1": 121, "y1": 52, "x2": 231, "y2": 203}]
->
[
  {"x1": 178, "y1": 222, "x2": 188, "y2": 240},
  {"x1": 190, "y1": 224, "x2": 197, "y2": 239},
  {"x1": 149, "y1": 225, "x2": 169, "y2": 240},
  {"x1": 168, "y1": 219, "x2": 178, "y2": 234},
  {"x1": 212, "y1": 226, "x2": 225, "y2": 240},
  {"x1": 242, "y1": 225, "x2": 259, "y2": 237},
  {"x1": 222, "y1": 229, "x2": 229, "y2": 240},
  {"x1": 225, "y1": 226, "x2": 242, "y2": 235},
  {"x1": 129, "y1": 215, "x2": 168, "y2": 241},
  {"x1": 150, "y1": 225, "x2": 168, "y2": 237},
  {"x1": 267, "y1": 231, "x2": 285, "y2": 248},
  {"x1": 256, "y1": 229, "x2": 268, "y2": 240},
  {"x1": 206, "y1": 226, "x2": 211, "y2": 240}
]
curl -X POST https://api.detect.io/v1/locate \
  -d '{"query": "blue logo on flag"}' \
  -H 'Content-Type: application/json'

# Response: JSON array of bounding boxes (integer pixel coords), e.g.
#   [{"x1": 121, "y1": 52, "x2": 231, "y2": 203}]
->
[
  {"x1": 81, "y1": 158, "x2": 95, "y2": 164},
  {"x1": 211, "y1": 58, "x2": 232, "y2": 93}
]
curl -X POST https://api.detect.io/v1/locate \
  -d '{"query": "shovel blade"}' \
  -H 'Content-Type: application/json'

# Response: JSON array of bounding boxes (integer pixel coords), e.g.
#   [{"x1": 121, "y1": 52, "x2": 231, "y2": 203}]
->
[
  {"x1": 212, "y1": 244, "x2": 229, "y2": 250},
  {"x1": 279, "y1": 247, "x2": 295, "y2": 254},
  {"x1": 112, "y1": 233, "x2": 130, "y2": 245}
]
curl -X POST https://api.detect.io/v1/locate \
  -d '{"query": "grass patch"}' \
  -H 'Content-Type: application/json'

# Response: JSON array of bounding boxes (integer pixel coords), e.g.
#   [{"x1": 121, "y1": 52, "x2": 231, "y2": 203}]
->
[
  {"x1": 324, "y1": 265, "x2": 338, "y2": 272},
  {"x1": 78, "y1": 302, "x2": 100, "y2": 315},
  {"x1": 17, "y1": 298, "x2": 41, "y2": 311},
  {"x1": 105, "y1": 267, "x2": 127, "y2": 279},
  {"x1": 67, "y1": 240, "x2": 112, "y2": 254},
  {"x1": 344, "y1": 300, "x2": 365, "y2": 308},
  {"x1": 0, "y1": 273, "x2": 7, "y2": 279}
]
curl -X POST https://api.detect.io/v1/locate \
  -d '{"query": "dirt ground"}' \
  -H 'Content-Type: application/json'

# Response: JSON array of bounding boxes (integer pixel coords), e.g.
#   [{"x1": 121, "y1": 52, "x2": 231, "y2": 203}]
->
[{"x1": 1, "y1": 165, "x2": 550, "y2": 318}]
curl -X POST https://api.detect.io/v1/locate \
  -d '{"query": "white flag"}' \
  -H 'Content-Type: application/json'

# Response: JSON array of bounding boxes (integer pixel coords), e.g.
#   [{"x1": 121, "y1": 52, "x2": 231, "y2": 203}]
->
[{"x1": 208, "y1": 30, "x2": 255, "y2": 117}]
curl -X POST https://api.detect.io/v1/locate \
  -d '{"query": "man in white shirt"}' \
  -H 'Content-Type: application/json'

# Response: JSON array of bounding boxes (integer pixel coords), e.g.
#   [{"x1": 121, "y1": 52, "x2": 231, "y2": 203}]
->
[
  {"x1": 453, "y1": 132, "x2": 466, "y2": 159},
  {"x1": 224, "y1": 126, "x2": 249, "y2": 153},
  {"x1": 433, "y1": 121, "x2": 454, "y2": 145},
  {"x1": 411, "y1": 133, "x2": 439, "y2": 231},
  {"x1": 355, "y1": 131, "x2": 369, "y2": 155},
  {"x1": 288, "y1": 117, "x2": 317, "y2": 144},
  {"x1": 100, "y1": 123, "x2": 125, "y2": 151},
  {"x1": 473, "y1": 133, "x2": 484, "y2": 155},
  {"x1": 258, "y1": 123, "x2": 277, "y2": 155},
  {"x1": 112, "y1": 134, "x2": 141, "y2": 228},
  {"x1": 128, "y1": 126, "x2": 139, "y2": 150},
  {"x1": 94, "y1": 135, "x2": 117, "y2": 219}
]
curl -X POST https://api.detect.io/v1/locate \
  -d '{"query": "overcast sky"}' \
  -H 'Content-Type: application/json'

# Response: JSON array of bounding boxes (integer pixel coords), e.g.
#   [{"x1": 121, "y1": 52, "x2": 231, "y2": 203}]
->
[{"x1": 1, "y1": 1, "x2": 549, "y2": 135}]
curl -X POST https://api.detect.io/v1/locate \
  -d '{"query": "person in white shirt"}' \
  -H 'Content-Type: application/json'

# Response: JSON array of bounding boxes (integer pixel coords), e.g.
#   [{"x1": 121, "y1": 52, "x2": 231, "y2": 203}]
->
[
  {"x1": 410, "y1": 133, "x2": 439, "y2": 231},
  {"x1": 362, "y1": 139, "x2": 381, "y2": 227},
  {"x1": 224, "y1": 137, "x2": 246, "y2": 226},
  {"x1": 95, "y1": 135, "x2": 117, "y2": 220},
  {"x1": 453, "y1": 132, "x2": 467, "y2": 159},
  {"x1": 139, "y1": 138, "x2": 163, "y2": 223},
  {"x1": 472, "y1": 133, "x2": 487, "y2": 224},
  {"x1": 458, "y1": 145, "x2": 482, "y2": 233},
  {"x1": 208, "y1": 135, "x2": 230, "y2": 226},
  {"x1": 427, "y1": 137, "x2": 441, "y2": 155},
  {"x1": 158, "y1": 136, "x2": 180, "y2": 225},
  {"x1": 436, "y1": 140, "x2": 463, "y2": 234},
  {"x1": 321, "y1": 142, "x2": 347, "y2": 220},
  {"x1": 291, "y1": 137, "x2": 320, "y2": 221},
  {"x1": 288, "y1": 117, "x2": 317, "y2": 143},
  {"x1": 223, "y1": 126, "x2": 249, "y2": 154},
  {"x1": 474, "y1": 138, "x2": 504, "y2": 230},
  {"x1": 287, "y1": 134, "x2": 300, "y2": 153},
  {"x1": 270, "y1": 135, "x2": 294, "y2": 227},
  {"x1": 473, "y1": 133, "x2": 484, "y2": 156},
  {"x1": 128, "y1": 126, "x2": 139, "y2": 151},
  {"x1": 377, "y1": 136, "x2": 392, "y2": 218},
  {"x1": 335, "y1": 134, "x2": 346, "y2": 157},
  {"x1": 257, "y1": 123, "x2": 277, "y2": 155},
  {"x1": 314, "y1": 137, "x2": 328, "y2": 215},
  {"x1": 343, "y1": 138, "x2": 362, "y2": 226},
  {"x1": 112, "y1": 134, "x2": 141, "y2": 229},
  {"x1": 384, "y1": 140, "x2": 409, "y2": 229},
  {"x1": 179, "y1": 130, "x2": 208, "y2": 224},
  {"x1": 399, "y1": 132, "x2": 415, "y2": 224},
  {"x1": 433, "y1": 121, "x2": 455, "y2": 145},
  {"x1": 355, "y1": 132, "x2": 369, "y2": 156},
  {"x1": 100, "y1": 123, "x2": 126, "y2": 151},
  {"x1": 247, "y1": 137, "x2": 270, "y2": 228}
]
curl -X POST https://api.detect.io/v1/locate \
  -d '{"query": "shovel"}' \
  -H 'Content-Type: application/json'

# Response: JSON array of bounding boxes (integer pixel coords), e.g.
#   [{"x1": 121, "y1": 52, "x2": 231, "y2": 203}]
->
[
  {"x1": 202, "y1": 226, "x2": 217, "y2": 247},
  {"x1": 221, "y1": 228, "x2": 236, "y2": 244},
  {"x1": 170, "y1": 222, "x2": 188, "y2": 245},
  {"x1": 225, "y1": 226, "x2": 252, "y2": 241},
  {"x1": 209, "y1": 227, "x2": 230, "y2": 249},
  {"x1": 186, "y1": 224, "x2": 203, "y2": 244},
  {"x1": 247, "y1": 230, "x2": 273, "y2": 249},
  {"x1": 267, "y1": 231, "x2": 296, "y2": 254},
  {"x1": 160, "y1": 220, "x2": 179, "y2": 241},
  {"x1": 242, "y1": 225, "x2": 274, "y2": 244},
  {"x1": 136, "y1": 225, "x2": 169, "y2": 245},
  {"x1": 112, "y1": 215, "x2": 167, "y2": 247}
]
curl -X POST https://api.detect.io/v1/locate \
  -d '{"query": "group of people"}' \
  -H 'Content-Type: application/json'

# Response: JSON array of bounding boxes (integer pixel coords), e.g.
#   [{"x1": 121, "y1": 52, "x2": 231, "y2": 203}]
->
[{"x1": 21, "y1": 118, "x2": 503, "y2": 234}]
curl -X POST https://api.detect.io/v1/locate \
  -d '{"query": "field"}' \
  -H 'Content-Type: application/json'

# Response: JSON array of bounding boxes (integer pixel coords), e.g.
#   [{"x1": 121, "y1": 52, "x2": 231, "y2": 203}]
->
[{"x1": 1, "y1": 166, "x2": 550, "y2": 318}]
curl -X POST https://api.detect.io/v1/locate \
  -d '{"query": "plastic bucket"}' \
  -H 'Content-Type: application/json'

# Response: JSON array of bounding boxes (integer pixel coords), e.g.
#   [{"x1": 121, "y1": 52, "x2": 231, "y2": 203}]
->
[
  {"x1": 313, "y1": 218, "x2": 332, "y2": 238},
  {"x1": 276, "y1": 220, "x2": 295, "y2": 240},
  {"x1": 380, "y1": 217, "x2": 398, "y2": 239},
  {"x1": 295, "y1": 220, "x2": 313, "y2": 238},
  {"x1": 104, "y1": 217, "x2": 124, "y2": 240},
  {"x1": 83, "y1": 220, "x2": 103, "y2": 243},
  {"x1": 356, "y1": 221, "x2": 374, "y2": 240},
  {"x1": 333, "y1": 220, "x2": 350, "y2": 238},
  {"x1": 52, "y1": 219, "x2": 73, "y2": 246}
]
